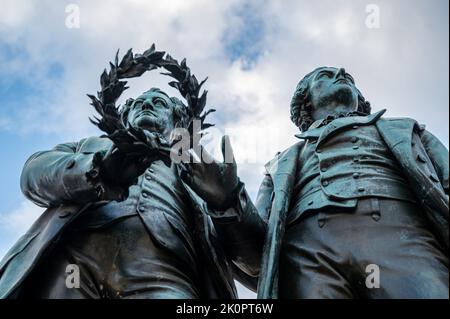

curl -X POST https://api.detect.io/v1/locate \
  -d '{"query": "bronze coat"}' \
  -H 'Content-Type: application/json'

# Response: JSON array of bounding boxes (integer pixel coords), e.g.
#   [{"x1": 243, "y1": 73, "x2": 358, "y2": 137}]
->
[
  {"x1": 0, "y1": 136, "x2": 237, "y2": 299},
  {"x1": 256, "y1": 115, "x2": 448, "y2": 298}
]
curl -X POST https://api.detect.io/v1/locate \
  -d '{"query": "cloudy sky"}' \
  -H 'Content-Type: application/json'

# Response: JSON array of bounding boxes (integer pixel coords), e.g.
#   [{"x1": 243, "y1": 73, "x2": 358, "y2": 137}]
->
[{"x1": 0, "y1": 0, "x2": 448, "y2": 298}]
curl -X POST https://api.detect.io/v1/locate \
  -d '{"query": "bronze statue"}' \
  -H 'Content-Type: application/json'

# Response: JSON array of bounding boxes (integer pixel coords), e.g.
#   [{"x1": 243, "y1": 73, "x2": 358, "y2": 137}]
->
[
  {"x1": 0, "y1": 46, "x2": 262, "y2": 299},
  {"x1": 183, "y1": 66, "x2": 449, "y2": 299},
  {"x1": 0, "y1": 51, "x2": 448, "y2": 299}
]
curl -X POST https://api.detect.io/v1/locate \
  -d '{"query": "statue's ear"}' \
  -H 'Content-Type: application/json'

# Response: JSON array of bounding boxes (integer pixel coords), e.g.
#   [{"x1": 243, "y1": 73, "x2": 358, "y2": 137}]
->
[{"x1": 120, "y1": 100, "x2": 133, "y2": 126}]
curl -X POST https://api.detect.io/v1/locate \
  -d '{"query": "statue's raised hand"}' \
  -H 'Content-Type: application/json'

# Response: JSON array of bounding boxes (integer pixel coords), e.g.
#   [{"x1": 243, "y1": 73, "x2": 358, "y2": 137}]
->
[{"x1": 181, "y1": 136, "x2": 240, "y2": 210}]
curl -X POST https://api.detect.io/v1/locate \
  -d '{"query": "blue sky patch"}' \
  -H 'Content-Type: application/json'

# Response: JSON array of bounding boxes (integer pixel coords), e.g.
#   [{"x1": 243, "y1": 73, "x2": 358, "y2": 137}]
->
[{"x1": 223, "y1": 1, "x2": 267, "y2": 69}]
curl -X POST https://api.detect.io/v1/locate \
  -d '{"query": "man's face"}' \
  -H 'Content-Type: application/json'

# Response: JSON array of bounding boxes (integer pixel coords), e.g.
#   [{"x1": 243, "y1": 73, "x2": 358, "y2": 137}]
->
[
  {"x1": 126, "y1": 90, "x2": 175, "y2": 138},
  {"x1": 308, "y1": 67, "x2": 359, "y2": 119}
]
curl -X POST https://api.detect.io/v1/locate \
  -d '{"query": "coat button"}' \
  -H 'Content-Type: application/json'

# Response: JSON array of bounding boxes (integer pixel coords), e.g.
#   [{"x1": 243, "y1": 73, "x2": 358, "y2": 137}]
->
[
  {"x1": 357, "y1": 186, "x2": 365, "y2": 192},
  {"x1": 372, "y1": 212, "x2": 381, "y2": 221},
  {"x1": 351, "y1": 137, "x2": 358, "y2": 143},
  {"x1": 322, "y1": 180, "x2": 329, "y2": 186},
  {"x1": 353, "y1": 157, "x2": 359, "y2": 163},
  {"x1": 138, "y1": 206, "x2": 145, "y2": 213},
  {"x1": 142, "y1": 192, "x2": 149, "y2": 198},
  {"x1": 353, "y1": 173, "x2": 360, "y2": 179},
  {"x1": 316, "y1": 149, "x2": 322, "y2": 154},
  {"x1": 318, "y1": 219, "x2": 325, "y2": 228},
  {"x1": 308, "y1": 200, "x2": 314, "y2": 206},
  {"x1": 321, "y1": 167, "x2": 327, "y2": 172},
  {"x1": 352, "y1": 125, "x2": 358, "y2": 129},
  {"x1": 352, "y1": 145, "x2": 359, "y2": 150},
  {"x1": 145, "y1": 174, "x2": 152, "y2": 181}
]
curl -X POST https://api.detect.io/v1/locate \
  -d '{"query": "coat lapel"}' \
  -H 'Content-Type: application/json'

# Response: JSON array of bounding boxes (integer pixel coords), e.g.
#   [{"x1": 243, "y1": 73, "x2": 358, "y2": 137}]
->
[
  {"x1": 375, "y1": 117, "x2": 415, "y2": 152},
  {"x1": 264, "y1": 142, "x2": 303, "y2": 194},
  {"x1": 376, "y1": 117, "x2": 448, "y2": 248},
  {"x1": 317, "y1": 109, "x2": 386, "y2": 146}
]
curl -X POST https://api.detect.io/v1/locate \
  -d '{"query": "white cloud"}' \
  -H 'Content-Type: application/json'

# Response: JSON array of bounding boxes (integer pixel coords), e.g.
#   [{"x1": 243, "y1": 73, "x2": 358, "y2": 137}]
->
[
  {"x1": 0, "y1": 201, "x2": 43, "y2": 258},
  {"x1": 0, "y1": 201, "x2": 42, "y2": 236},
  {"x1": 0, "y1": 0, "x2": 33, "y2": 31},
  {"x1": 1, "y1": 0, "x2": 448, "y2": 143}
]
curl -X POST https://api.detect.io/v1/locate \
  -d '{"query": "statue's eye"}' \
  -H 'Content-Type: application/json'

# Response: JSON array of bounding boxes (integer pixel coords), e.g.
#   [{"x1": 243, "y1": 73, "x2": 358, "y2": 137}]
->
[
  {"x1": 318, "y1": 72, "x2": 332, "y2": 79},
  {"x1": 132, "y1": 101, "x2": 143, "y2": 109},
  {"x1": 153, "y1": 97, "x2": 167, "y2": 107}
]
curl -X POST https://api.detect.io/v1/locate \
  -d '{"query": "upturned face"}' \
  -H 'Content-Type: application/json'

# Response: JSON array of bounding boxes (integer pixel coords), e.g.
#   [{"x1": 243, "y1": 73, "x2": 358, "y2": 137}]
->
[
  {"x1": 126, "y1": 90, "x2": 175, "y2": 138},
  {"x1": 308, "y1": 67, "x2": 359, "y2": 120}
]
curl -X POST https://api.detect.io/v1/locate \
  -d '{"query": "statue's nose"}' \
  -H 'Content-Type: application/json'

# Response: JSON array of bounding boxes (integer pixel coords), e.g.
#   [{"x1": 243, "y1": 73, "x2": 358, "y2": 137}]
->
[
  {"x1": 142, "y1": 100, "x2": 153, "y2": 110},
  {"x1": 337, "y1": 68, "x2": 346, "y2": 78}
]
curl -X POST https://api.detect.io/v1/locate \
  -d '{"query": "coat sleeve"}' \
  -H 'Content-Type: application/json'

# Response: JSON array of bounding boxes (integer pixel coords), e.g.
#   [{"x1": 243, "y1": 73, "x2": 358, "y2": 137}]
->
[
  {"x1": 209, "y1": 172, "x2": 273, "y2": 285},
  {"x1": 421, "y1": 129, "x2": 449, "y2": 195},
  {"x1": 20, "y1": 138, "x2": 111, "y2": 207},
  {"x1": 255, "y1": 172, "x2": 275, "y2": 221}
]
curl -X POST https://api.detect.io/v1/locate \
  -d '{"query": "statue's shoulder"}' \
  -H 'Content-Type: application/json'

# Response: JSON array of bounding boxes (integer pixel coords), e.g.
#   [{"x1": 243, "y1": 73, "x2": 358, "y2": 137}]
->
[
  {"x1": 76, "y1": 135, "x2": 113, "y2": 152},
  {"x1": 377, "y1": 116, "x2": 423, "y2": 130},
  {"x1": 264, "y1": 141, "x2": 304, "y2": 172},
  {"x1": 379, "y1": 116, "x2": 418, "y2": 123}
]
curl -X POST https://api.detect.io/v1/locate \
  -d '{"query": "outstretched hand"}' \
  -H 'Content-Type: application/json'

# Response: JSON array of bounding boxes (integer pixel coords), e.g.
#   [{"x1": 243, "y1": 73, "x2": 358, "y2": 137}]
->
[{"x1": 181, "y1": 135, "x2": 240, "y2": 211}]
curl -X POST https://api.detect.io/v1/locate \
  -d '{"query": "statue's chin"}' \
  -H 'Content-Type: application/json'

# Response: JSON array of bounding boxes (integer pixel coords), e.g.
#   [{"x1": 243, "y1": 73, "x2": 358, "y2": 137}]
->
[
  {"x1": 333, "y1": 83, "x2": 354, "y2": 96},
  {"x1": 323, "y1": 85, "x2": 358, "y2": 108}
]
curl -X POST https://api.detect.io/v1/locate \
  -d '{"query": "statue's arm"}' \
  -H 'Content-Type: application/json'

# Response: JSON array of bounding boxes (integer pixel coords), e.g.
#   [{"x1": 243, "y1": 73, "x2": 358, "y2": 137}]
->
[
  {"x1": 420, "y1": 130, "x2": 449, "y2": 194},
  {"x1": 181, "y1": 136, "x2": 270, "y2": 283},
  {"x1": 20, "y1": 138, "x2": 110, "y2": 207},
  {"x1": 210, "y1": 173, "x2": 272, "y2": 278}
]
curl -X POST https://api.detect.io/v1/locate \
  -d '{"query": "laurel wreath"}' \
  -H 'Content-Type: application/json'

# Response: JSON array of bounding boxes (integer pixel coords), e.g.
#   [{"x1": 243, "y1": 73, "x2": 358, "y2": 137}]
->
[{"x1": 87, "y1": 44, "x2": 215, "y2": 161}]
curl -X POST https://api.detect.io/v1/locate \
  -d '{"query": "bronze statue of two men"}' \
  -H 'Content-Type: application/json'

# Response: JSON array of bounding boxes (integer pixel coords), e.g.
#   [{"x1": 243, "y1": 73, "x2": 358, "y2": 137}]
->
[{"x1": 0, "y1": 47, "x2": 448, "y2": 299}]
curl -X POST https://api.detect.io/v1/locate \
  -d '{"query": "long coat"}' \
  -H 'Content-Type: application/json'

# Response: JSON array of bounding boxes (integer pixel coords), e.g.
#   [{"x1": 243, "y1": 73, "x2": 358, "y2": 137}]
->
[
  {"x1": 1, "y1": 114, "x2": 448, "y2": 299},
  {"x1": 254, "y1": 113, "x2": 449, "y2": 298},
  {"x1": 0, "y1": 136, "x2": 241, "y2": 299}
]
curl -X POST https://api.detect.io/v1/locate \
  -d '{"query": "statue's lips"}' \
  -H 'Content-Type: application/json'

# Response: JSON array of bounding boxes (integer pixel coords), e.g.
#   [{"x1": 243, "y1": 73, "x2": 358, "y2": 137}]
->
[
  {"x1": 136, "y1": 110, "x2": 157, "y2": 118},
  {"x1": 333, "y1": 79, "x2": 350, "y2": 85}
]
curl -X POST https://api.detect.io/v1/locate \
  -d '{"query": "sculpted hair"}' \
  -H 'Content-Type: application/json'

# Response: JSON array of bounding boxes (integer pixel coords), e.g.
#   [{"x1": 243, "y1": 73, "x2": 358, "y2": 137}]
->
[
  {"x1": 290, "y1": 67, "x2": 372, "y2": 132},
  {"x1": 120, "y1": 88, "x2": 190, "y2": 129}
]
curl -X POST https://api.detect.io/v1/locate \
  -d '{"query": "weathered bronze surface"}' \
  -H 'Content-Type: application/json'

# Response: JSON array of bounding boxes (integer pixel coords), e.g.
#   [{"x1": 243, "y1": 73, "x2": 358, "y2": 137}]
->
[
  {"x1": 0, "y1": 47, "x2": 240, "y2": 299},
  {"x1": 0, "y1": 57, "x2": 448, "y2": 299},
  {"x1": 184, "y1": 66, "x2": 449, "y2": 299}
]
